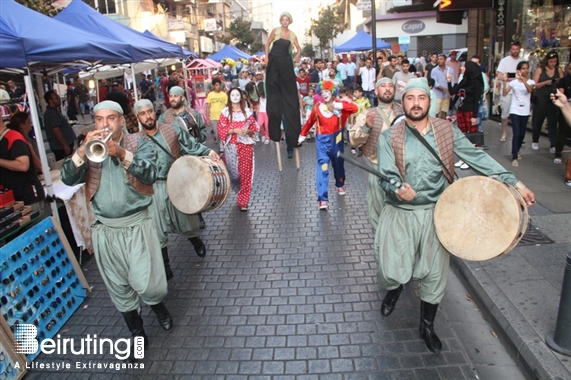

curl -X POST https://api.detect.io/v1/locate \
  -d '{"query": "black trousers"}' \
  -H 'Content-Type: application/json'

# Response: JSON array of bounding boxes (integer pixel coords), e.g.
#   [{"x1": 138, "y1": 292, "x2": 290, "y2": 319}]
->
[{"x1": 266, "y1": 53, "x2": 301, "y2": 149}]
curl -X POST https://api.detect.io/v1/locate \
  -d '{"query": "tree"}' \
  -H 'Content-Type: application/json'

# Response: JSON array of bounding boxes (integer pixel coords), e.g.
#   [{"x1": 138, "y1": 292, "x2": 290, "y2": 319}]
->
[
  {"x1": 309, "y1": 6, "x2": 347, "y2": 58},
  {"x1": 16, "y1": 0, "x2": 61, "y2": 16},
  {"x1": 249, "y1": 42, "x2": 264, "y2": 55},
  {"x1": 301, "y1": 43, "x2": 315, "y2": 58},
  {"x1": 227, "y1": 18, "x2": 255, "y2": 52}
]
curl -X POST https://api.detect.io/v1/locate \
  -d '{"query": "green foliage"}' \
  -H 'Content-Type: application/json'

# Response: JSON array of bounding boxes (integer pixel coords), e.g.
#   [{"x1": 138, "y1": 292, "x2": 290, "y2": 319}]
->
[
  {"x1": 301, "y1": 43, "x2": 315, "y2": 58},
  {"x1": 249, "y1": 42, "x2": 264, "y2": 55},
  {"x1": 227, "y1": 18, "x2": 255, "y2": 51},
  {"x1": 309, "y1": 6, "x2": 347, "y2": 51},
  {"x1": 16, "y1": 0, "x2": 60, "y2": 16}
]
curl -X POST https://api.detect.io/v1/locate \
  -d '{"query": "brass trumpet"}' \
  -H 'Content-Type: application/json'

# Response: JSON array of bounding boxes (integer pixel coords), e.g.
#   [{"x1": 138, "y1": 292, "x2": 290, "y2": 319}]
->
[{"x1": 85, "y1": 128, "x2": 112, "y2": 163}]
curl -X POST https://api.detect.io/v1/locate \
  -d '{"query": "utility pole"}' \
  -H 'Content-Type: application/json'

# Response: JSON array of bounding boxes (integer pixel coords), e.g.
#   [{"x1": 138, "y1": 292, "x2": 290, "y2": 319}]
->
[{"x1": 371, "y1": 0, "x2": 377, "y2": 63}]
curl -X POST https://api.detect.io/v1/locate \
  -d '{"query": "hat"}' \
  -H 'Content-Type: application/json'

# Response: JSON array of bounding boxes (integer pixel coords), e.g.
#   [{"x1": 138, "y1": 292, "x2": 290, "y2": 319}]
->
[
  {"x1": 133, "y1": 99, "x2": 154, "y2": 115},
  {"x1": 168, "y1": 86, "x2": 185, "y2": 96},
  {"x1": 402, "y1": 77, "x2": 430, "y2": 97},
  {"x1": 94, "y1": 100, "x2": 123, "y2": 116},
  {"x1": 279, "y1": 12, "x2": 293, "y2": 23},
  {"x1": 255, "y1": 71, "x2": 263, "y2": 76},
  {"x1": 375, "y1": 77, "x2": 392, "y2": 88},
  {"x1": 450, "y1": 50, "x2": 457, "y2": 55}
]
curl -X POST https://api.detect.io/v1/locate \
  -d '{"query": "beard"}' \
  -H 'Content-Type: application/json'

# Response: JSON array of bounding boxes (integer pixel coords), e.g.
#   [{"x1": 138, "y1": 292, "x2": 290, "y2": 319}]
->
[
  {"x1": 378, "y1": 92, "x2": 395, "y2": 104},
  {"x1": 170, "y1": 99, "x2": 183, "y2": 109},
  {"x1": 141, "y1": 119, "x2": 156, "y2": 130},
  {"x1": 405, "y1": 106, "x2": 428, "y2": 121}
]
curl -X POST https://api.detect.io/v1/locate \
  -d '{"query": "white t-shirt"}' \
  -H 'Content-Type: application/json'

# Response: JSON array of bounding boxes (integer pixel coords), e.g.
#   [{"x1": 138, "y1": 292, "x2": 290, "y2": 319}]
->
[
  {"x1": 508, "y1": 79, "x2": 535, "y2": 116},
  {"x1": 393, "y1": 71, "x2": 416, "y2": 101}
]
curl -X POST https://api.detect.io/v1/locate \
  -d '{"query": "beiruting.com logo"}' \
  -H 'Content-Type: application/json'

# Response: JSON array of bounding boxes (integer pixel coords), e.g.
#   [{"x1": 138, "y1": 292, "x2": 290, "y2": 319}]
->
[{"x1": 14, "y1": 324, "x2": 144, "y2": 362}]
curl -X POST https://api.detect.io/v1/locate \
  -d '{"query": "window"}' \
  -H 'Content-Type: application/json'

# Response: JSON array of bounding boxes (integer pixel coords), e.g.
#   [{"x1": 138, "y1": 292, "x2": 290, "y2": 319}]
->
[{"x1": 97, "y1": 0, "x2": 116, "y2": 14}]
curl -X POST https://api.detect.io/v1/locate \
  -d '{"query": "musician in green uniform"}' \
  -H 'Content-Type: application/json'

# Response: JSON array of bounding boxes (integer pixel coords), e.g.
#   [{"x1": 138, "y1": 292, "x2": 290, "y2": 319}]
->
[
  {"x1": 134, "y1": 99, "x2": 219, "y2": 278},
  {"x1": 60, "y1": 100, "x2": 172, "y2": 362},
  {"x1": 375, "y1": 78, "x2": 535, "y2": 353}
]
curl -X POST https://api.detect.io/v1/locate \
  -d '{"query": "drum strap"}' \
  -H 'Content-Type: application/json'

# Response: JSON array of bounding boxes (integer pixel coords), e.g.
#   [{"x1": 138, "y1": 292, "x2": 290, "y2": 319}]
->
[
  {"x1": 148, "y1": 134, "x2": 175, "y2": 160},
  {"x1": 406, "y1": 124, "x2": 457, "y2": 184}
]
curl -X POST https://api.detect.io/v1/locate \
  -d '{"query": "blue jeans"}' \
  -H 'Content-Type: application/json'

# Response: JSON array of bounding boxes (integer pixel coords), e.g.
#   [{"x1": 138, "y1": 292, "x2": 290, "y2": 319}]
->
[
  {"x1": 510, "y1": 114, "x2": 529, "y2": 160},
  {"x1": 343, "y1": 77, "x2": 355, "y2": 89},
  {"x1": 364, "y1": 91, "x2": 375, "y2": 107},
  {"x1": 315, "y1": 131, "x2": 345, "y2": 201}
]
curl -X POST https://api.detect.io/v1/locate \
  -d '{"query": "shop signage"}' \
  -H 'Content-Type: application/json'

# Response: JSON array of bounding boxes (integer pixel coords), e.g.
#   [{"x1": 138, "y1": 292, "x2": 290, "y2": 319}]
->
[
  {"x1": 357, "y1": 1, "x2": 371, "y2": 10},
  {"x1": 398, "y1": 35, "x2": 410, "y2": 44},
  {"x1": 439, "y1": 0, "x2": 494, "y2": 11},
  {"x1": 496, "y1": 0, "x2": 505, "y2": 25},
  {"x1": 401, "y1": 20, "x2": 425, "y2": 34}
]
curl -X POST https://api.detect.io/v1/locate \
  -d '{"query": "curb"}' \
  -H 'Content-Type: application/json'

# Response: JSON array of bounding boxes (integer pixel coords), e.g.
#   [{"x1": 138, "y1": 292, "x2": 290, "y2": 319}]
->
[{"x1": 451, "y1": 257, "x2": 571, "y2": 380}]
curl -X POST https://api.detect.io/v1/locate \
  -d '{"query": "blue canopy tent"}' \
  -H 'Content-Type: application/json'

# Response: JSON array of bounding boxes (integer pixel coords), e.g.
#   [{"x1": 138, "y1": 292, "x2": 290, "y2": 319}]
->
[
  {"x1": 209, "y1": 45, "x2": 252, "y2": 62},
  {"x1": 0, "y1": 0, "x2": 135, "y2": 68},
  {"x1": 0, "y1": 0, "x2": 140, "y2": 217},
  {"x1": 55, "y1": 0, "x2": 185, "y2": 62},
  {"x1": 335, "y1": 30, "x2": 391, "y2": 53}
]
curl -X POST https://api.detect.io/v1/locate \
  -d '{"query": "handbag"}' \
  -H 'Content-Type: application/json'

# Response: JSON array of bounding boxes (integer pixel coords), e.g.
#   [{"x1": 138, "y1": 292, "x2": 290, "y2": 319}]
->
[{"x1": 465, "y1": 131, "x2": 485, "y2": 146}]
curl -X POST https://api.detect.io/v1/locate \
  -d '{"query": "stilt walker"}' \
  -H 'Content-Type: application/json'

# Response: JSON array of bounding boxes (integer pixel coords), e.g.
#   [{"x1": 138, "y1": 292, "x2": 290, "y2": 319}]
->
[{"x1": 265, "y1": 12, "x2": 302, "y2": 171}]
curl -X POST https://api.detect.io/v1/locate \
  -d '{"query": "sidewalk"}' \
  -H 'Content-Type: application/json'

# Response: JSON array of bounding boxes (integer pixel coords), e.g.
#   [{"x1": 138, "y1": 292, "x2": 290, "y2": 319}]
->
[{"x1": 453, "y1": 119, "x2": 571, "y2": 380}]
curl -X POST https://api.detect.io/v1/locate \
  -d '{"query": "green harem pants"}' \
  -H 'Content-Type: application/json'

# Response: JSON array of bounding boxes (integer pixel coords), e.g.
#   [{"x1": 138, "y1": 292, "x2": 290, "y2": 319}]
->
[
  {"x1": 149, "y1": 180, "x2": 200, "y2": 248},
  {"x1": 374, "y1": 204, "x2": 450, "y2": 304},
  {"x1": 93, "y1": 209, "x2": 168, "y2": 312},
  {"x1": 366, "y1": 172, "x2": 385, "y2": 230}
]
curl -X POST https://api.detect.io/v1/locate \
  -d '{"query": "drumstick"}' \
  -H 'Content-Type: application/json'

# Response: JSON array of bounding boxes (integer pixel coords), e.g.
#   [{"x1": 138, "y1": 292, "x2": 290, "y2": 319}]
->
[
  {"x1": 294, "y1": 148, "x2": 300, "y2": 169},
  {"x1": 276, "y1": 141, "x2": 283, "y2": 172},
  {"x1": 337, "y1": 151, "x2": 403, "y2": 189}
]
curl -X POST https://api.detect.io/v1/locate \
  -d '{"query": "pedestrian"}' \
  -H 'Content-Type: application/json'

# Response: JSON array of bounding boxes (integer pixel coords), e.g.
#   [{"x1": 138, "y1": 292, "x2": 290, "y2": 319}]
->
[
  {"x1": 7, "y1": 111, "x2": 42, "y2": 172},
  {"x1": 554, "y1": 63, "x2": 571, "y2": 165},
  {"x1": 43, "y1": 90, "x2": 76, "y2": 160},
  {"x1": 359, "y1": 58, "x2": 376, "y2": 106},
  {"x1": 264, "y1": 12, "x2": 302, "y2": 152},
  {"x1": 217, "y1": 88, "x2": 259, "y2": 211},
  {"x1": 75, "y1": 78, "x2": 91, "y2": 116},
  {"x1": 393, "y1": 59, "x2": 416, "y2": 103},
  {"x1": 374, "y1": 77, "x2": 535, "y2": 353},
  {"x1": 135, "y1": 99, "x2": 219, "y2": 273},
  {"x1": 257, "y1": 82, "x2": 270, "y2": 144},
  {"x1": 378, "y1": 55, "x2": 398, "y2": 80},
  {"x1": 503, "y1": 61, "x2": 535, "y2": 167},
  {"x1": 65, "y1": 79, "x2": 79, "y2": 121},
  {"x1": 60, "y1": 100, "x2": 172, "y2": 362},
  {"x1": 496, "y1": 41, "x2": 524, "y2": 142},
  {"x1": 531, "y1": 50, "x2": 564, "y2": 153},
  {"x1": 447, "y1": 61, "x2": 483, "y2": 134},
  {"x1": 349, "y1": 77, "x2": 402, "y2": 228},
  {"x1": 424, "y1": 53, "x2": 438, "y2": 82},
  {"x1": 446, "y1": 51, "x2": 462, "y2": 83},
  {"x1": 206, "y1": 78, "x2": 228, "y2": 150},
  {"x1": 431, "y1": 54, "x2": 454, "y2": 119},
  {"x1": 344, "y1": 55, "x2": 357, "y2": 90},
  {"x1": 298, "y1": 80, "x2": 358, "y2": 210}
]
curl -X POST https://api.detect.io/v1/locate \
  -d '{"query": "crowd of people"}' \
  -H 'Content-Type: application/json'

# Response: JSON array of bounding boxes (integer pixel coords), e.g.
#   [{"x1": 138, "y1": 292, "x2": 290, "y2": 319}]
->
[{"x1": 1, "y1": 20, "x2": 570, "y2": 362}]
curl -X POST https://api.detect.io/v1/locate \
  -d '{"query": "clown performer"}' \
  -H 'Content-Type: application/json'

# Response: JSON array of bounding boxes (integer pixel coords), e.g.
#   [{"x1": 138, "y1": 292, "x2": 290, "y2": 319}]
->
[
  {"x1": 298, "y1": 80, "x2": 358, "y2": 210},
  {"x1": 217, "y1": 88, "x2": 259, "y2": 211},
  {"x1": 265, "y1": 12, "x2": 302, "y2": 170}
]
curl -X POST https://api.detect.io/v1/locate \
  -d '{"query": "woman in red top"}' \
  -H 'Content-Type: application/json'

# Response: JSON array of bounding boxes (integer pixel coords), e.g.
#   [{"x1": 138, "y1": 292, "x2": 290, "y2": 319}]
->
[{"x1": 217, "y1": 88, "x2": 259, "y2": 211}]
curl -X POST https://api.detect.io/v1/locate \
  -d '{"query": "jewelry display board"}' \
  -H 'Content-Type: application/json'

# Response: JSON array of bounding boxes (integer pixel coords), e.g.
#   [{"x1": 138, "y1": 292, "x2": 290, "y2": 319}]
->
[
  {"x1": 0, "y1": 325, "x2": 27, "y2": 380},
  {"x1": 0, "y1": 217, "x2": 90, "y2": 362}
]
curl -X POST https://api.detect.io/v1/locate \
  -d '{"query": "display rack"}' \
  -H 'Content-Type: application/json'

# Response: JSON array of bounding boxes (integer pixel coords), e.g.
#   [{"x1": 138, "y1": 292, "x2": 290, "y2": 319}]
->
[
  {"x1": 0, "y1": 322, "x2": 27, "y2": 380},
  {"x1": 0, "y1": 217, "x2": 90, "y2": 362}
]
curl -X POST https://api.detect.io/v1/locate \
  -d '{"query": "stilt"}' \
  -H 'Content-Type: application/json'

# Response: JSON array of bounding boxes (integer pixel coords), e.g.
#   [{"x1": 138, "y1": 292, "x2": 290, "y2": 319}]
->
[
  {"x1": 294, "y1": 148, "x2": 300, "y2": 169},
  {"x1": 276, "y1": 140, "x2": 282, "y2": 171}
]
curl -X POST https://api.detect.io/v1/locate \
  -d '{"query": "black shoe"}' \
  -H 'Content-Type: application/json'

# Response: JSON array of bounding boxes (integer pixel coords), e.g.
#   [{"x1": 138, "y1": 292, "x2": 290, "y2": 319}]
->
[
  {"x1": 287, "y1": 148, "x2": 293, "y2": 158},
  {"x1": 161, "y1": 247, "x2": 173, "y2": 281},
  {"x1": 150, "y1": 302, "x2": 173, "y2": 331},
  {"x1": 381, "y1": 285, "x2": 403, "y2": 316},
  {"x1": 357, "y1": 148, "x2": 363, "y2": 157},
  {"x1": 121, "y1": 310, "x2": 148, "y2": 362},
  {"x1": 198, "y1": 213, "x2": 206, "y2": 229},
  {"x1": 189, "y1": 236, "x2": 206, "y2": 258},
  {"x1": 420, "y1": 301, "x2": 442, "y2": 353}
]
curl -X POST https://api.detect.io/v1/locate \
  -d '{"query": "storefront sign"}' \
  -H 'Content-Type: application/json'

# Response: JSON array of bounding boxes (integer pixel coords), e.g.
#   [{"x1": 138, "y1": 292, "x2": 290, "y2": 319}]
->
[
  {"x1": 496, "y1": 0, "x2": 505, "y2": 25},
  {"x1": 398, "y1": 35, "x2": 410, "y2": 44},
  {"x1": 439, "y1": 0, "x2": 494, "y2": 11},
  {"x1": 402, "y1": 20, "x2": 426, "y2": 34}
]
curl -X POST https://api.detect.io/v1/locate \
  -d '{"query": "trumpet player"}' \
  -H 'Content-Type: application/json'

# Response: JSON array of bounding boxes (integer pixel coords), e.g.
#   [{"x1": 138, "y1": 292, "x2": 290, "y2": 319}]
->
[
  {"x1": 61, "y1": 100, "x2": 172, "y2": 362},
  {"x1": 134, "y1": 99, "x2": 219, "y2": 278}
]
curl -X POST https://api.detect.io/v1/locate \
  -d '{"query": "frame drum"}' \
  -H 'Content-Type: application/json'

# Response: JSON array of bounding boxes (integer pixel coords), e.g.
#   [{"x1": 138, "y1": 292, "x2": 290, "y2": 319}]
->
[
  {"x1": 167, "y1": 156, "x2": 230, "y2": 215},
  {"x1": 434, "y1": 176, "x2": 529, "y2": 261}
]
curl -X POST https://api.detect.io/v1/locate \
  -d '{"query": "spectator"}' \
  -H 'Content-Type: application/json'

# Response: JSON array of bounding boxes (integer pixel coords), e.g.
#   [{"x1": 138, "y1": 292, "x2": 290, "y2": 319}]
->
[
  {"x1": 296, "y1": 68, "x2": 311, "y2": 97},
  {"x1": 0, "y1": 84, "x2": 9, "y2": 102},
  {"x1": 344, "y1": 55, "x2": 357, "y2": 90},
  {"x1": 554, "y1": 63, "x2": 571, "y2": 165},
  {"x1": 43, "y1": 90, "x2": 76, "y2": 160},
  {"x1": 496, "y1": 41, "x2": 524, "y2": 142},
  {"x1": 503, "y1": 61, "x2": 535, "y2": 167},
  {"x1": 75, "y1": 78, "x2": 91, "y2": 115},
  {"x1": 206, "y1": 78, "x2": 228, "y2": 150},
  {"x1": 393, "y1": 59, "x2": 416, "y2": 103},
  {"x1": 531, "y1": 50, "x2": 564, "y2": 153},
  {"x1": 6, "y1": 80, "x2": 24, "y2": 100},
  {"x1": 431, "y1": 54, "x2": 455, "y2": 119},
  {"x1": 0, "y1": 116, "x2": 46, "y2": 213},
  {"x1": 378, "y1": 55, "x2": 398, "y2": 80},
  {"x1": 8, "y1": 111, "x2": 42, "y2": 172},
  {"x1": 139, "y1": 74, "x2": 154, "y2": 101},
  {"x1": 424, "y1": 53, "x2": 438, "y2": 82},
  {"x1": 359, "y1": 58, "x2": 376, "y2": 106},
  {"x1": 65, "y1": 80, "x2": 79, "y2": 121},
  {"x1": 310, "y1": 59, "x2": 324, "y2": 86},
  {"x1": 446, "y1": 51, "x2": 462, "y2": 83}
]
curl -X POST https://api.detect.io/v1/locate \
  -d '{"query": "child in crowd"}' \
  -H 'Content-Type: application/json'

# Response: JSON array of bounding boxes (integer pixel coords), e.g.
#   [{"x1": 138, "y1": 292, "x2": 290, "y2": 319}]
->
[
  {"x1": 256, "y1": 82, "x2": 269, "y2": 144},
  {"x1": 302, "y1": 87, "x2": 315, "y2": 139},
  {"x1": 350, "y1": 85, "x2": 371, "y2": 155},
  {"x1": 244, "y1": 82, "x2": 259, "y2": 117},
  {"x1": 428, "y1": 78, "x2": 437, "y2": 118}
]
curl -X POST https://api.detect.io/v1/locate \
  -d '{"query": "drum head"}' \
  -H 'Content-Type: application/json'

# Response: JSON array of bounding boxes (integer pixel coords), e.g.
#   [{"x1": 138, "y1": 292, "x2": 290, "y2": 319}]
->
[
  {"x1": 167, "y1": 156, "x2": 213, "y2": 215},
  {"x1": 434, "y1": 176, "x2": 525, "y2": 261}
]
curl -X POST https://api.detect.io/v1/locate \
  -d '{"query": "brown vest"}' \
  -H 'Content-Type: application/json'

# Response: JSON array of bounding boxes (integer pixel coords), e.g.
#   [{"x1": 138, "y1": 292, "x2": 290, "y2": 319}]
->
[
  {"x1": 149, "y1": 123, "x2": 181, "y2": 161},
  {"x1": 361, "y1": 102, "x2": 403, "y2": 164},
  {"x1": 85, "y1": 133, "x2": 154, "y2": 202},
  {"x1": 391, "y1": 117, "x2": 455, "y2": 184}
]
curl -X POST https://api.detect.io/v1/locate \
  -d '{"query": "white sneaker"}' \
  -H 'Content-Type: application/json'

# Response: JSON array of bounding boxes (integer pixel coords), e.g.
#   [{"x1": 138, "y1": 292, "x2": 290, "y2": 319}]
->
[
  {"x1": 261, "y1": 136, "x2": 266, "y2": 143},
  {"x1": 554, "y1": 158, "x2": 562, "y2": 165},
  {"x1": 264, "y1": 139, "x2": 270, "y2": 145},
  {"x1": 454, "y1": 160, "x2": 464, "y2": 168},
  {"x1": 550, "y1": 147, "x2": 556, "y2": 154},
  {"x1": 566, "y1": 180, "x2": 571, "y2": 187},
  {"x1": 531, "y1": 143, "x2": 539, "y2": 150},
  {"x1": 460, "y1": 162, "x2": 470, "y2": 170}
]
